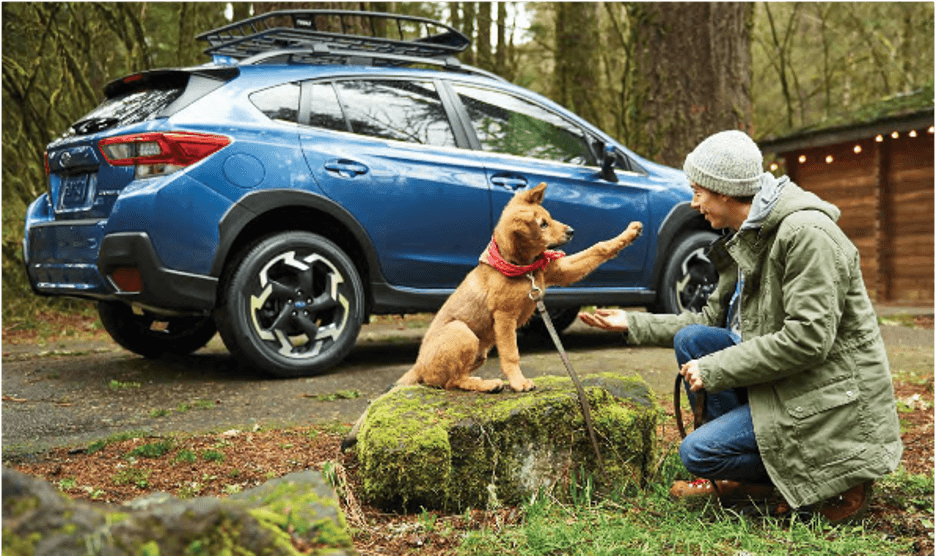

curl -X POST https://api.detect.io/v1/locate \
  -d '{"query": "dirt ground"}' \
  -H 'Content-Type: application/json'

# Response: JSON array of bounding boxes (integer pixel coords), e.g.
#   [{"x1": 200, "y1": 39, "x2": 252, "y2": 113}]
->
[{"x1": 3, "y1": 312, "x2": 934, "y2": 555}]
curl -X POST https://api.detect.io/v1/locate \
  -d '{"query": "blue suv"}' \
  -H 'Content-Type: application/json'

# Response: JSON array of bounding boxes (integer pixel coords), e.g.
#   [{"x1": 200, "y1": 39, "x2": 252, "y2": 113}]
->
[{"x1": 23, "y1": 11, "x2": 716, "y2": 377}]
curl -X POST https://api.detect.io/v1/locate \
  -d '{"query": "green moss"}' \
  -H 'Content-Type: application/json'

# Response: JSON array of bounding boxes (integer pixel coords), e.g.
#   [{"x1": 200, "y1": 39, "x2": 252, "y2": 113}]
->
[
  {"x1": 2, "y1": 495, "x2": 40, "y2": 519},
  {"x1": 137, "y1": 540, "x2": 160, "y2": 556},
  {"x1": 2, "y1": 529, "x2": 41, "y2": 556},
  {"x1": 241, "y1": 479, "x2": 353, "y2": 549},
  {"x1": 356, "y1": 373, "x2": 659, "y2": 512}
]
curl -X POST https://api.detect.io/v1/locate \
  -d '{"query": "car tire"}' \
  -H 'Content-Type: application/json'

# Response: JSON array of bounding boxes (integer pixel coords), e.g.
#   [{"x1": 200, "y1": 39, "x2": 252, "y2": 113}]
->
[
  {"x1": 655, "y1": 230, "x2": 720, "y2": 314},
  {"x1": 97, "y1": 301, "x2": 218, "y2": 358},
  {"x1": 215, "y1": 231, "x2": 365, "y2": 378},
  {"x1": 520, "y1": 306, "x2": 580, "y2": 337}
]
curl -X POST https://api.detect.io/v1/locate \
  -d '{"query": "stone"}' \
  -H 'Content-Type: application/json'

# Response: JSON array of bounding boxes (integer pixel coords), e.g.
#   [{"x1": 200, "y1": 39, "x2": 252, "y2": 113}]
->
[
  {"x1": 2, "y1": 466, "x2": 355, "y2": 556},
  {"x1": 354, "y1": 372, "x2": 659, "y2": 512}
]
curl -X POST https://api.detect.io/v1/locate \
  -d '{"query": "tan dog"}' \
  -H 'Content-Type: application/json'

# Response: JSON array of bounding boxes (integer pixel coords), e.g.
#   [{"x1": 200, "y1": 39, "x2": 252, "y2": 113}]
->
[{"x1": 341, "y1": 182, "x2": 642, "y2": 449}]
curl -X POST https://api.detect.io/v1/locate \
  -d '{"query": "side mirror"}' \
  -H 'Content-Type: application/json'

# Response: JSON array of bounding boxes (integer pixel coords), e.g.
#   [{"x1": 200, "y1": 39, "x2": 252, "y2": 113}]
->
[{"x1": 601, "y1": 145, "x2": 619, "y2": 183}]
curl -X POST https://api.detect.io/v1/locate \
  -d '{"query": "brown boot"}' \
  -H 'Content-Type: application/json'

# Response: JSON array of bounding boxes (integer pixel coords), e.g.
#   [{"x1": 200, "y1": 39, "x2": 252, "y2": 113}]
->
[
  {"x1": 817, "y1": 481, "x2": 873, "y2": 524},
  {"x1": 670, "y1": 478, "x2": 774, "y2": 501}
]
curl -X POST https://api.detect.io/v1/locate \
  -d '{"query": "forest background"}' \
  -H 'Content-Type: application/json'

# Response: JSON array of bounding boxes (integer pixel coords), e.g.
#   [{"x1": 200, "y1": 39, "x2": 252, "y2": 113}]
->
[{"x1": 2, "y1": 2, "x2": 934, "y2": 323}]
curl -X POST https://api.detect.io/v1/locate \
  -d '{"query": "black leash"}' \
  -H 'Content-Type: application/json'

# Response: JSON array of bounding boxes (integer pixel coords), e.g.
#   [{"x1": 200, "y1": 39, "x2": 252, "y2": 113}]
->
[
  {"x1": 528, "y1": 274, "x2": 609, "y2": 483},
  {"x1": 674, "y1": 373, "x2": 707, "y2": 439}
]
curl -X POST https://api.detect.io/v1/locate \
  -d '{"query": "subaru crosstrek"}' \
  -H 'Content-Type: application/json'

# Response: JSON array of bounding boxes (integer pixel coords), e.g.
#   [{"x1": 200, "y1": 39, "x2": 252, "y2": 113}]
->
[{"x1": 24, "y1": 10, "x2": 717, "y2": 377}]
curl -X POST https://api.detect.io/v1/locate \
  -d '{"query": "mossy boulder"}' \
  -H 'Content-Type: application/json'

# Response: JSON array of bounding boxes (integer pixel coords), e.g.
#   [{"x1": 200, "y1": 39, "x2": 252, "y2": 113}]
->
[
  {"x1": 2, "y1": 467, "x2": 355, "y2": 556},
  {"x1": 355, "y1": 373, "x2": 659, "y2": 512}
]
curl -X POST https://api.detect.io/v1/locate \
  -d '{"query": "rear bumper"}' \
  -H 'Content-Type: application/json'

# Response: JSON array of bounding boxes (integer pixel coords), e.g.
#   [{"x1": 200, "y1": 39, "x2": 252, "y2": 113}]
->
[{"x1": 25, "y1": 217, "x2": 216, "y2": 314}]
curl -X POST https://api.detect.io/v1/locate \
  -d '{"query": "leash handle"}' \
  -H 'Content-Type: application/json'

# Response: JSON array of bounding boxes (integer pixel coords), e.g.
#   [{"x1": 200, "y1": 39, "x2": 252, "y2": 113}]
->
[
  {"x1": 674, "y1": 374, "x2": 707, "y2": 439},
  {"x1": 533, "y1": 294, "x2": 609, "y2": 484}
]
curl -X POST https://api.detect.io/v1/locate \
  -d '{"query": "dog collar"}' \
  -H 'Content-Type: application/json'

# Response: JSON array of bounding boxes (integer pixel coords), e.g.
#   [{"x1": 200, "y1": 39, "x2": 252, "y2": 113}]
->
[{"x1": 479, "y1": 236, "x2": 564, "y2": 277}]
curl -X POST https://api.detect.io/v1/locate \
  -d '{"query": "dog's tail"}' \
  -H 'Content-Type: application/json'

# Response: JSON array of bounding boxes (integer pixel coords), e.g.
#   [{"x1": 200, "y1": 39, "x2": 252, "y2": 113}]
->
[{"x1": 340, "y1": 370, "x2": 421, "y2": 451}]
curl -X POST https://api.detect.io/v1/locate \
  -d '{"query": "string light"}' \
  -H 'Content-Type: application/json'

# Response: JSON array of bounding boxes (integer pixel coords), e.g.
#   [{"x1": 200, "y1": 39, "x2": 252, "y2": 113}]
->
[
  {"x1": 793, "y1": 128, "x2": 928, "y2": 169},
  {"x1": 769, "y1": 162, "x2": 779, "y2": 172}
]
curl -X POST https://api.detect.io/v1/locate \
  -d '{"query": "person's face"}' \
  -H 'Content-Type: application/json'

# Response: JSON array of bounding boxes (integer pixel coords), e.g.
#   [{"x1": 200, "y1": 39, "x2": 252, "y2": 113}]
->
[{"x1": 690, "y1": 183, "x2": 735, "y2": 230}]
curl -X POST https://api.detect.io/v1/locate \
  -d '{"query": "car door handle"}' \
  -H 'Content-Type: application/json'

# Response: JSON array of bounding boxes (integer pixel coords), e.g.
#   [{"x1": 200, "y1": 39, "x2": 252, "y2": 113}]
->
[
  {"x1": 491, "y1": 175, "x2": 528, "y2": 190},
  {"x1": 324, "y1": 159, "x2": 369, "y2": 178}
]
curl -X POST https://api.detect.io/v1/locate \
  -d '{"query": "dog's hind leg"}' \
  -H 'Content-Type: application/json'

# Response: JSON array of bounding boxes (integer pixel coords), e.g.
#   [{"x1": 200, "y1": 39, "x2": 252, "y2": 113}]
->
[{"x1": 420, "y1": 321, "x2": 502, "y2": 392}]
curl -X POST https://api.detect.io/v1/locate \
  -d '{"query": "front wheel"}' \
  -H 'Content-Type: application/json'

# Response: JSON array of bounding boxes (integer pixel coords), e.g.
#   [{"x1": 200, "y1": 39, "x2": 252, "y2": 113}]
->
[
  {"x1": 655, "y1": 231, "x2": 720, "y2": 314},
  {"x1": 97, "y1": 301, "x2": 217, "y2": 358},
  {"x1": 215, "y1": 231, "x2": 365, "y2": 378}
]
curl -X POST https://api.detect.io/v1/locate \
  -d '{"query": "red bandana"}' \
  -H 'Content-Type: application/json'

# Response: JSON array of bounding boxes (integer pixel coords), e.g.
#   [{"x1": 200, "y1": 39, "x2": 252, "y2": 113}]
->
[{"x1": 478, "y1": 236, "x2": 565, "y2": 277}]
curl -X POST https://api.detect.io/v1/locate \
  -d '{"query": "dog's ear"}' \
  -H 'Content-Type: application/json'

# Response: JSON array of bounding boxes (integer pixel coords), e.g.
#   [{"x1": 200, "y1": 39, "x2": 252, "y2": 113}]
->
[{"x1": 520, "y1": 182, "x2": 547, "y2": 205}]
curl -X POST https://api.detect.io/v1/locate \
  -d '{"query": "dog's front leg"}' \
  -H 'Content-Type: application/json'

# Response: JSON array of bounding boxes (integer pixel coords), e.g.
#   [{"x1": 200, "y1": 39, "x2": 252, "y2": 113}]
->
[
  {"x1": 492, "y1": 311, "x2": 535, "y2": 392},
  {"x1": 546, "y1": 221, "x2": 643, "y2": 286}
]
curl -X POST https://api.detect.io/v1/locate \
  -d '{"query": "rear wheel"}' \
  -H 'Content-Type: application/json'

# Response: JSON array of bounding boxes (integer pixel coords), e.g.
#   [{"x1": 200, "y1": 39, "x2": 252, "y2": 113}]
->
[
  {"x1": 97, "y1": 301, "x2": 217, "y2": 358},
  {"x1": 215, "y1": 231, "x2": 365, "y2": 377},
  {"x1": 655, "y1": 231, "x2": 720, "y2": 314}
]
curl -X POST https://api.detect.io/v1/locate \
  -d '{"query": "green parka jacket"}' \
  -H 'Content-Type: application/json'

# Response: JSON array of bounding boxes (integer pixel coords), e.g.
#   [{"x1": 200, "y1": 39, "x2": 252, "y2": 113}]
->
[{"x1": 626, "y1": 177, "x2": 902, "y2": 508}]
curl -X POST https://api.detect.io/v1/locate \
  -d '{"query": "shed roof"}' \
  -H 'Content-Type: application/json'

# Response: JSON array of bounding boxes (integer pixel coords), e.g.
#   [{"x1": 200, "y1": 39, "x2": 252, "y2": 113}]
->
[{"x1": 759, "y1": 85, "x2": 934, "y2": 154}]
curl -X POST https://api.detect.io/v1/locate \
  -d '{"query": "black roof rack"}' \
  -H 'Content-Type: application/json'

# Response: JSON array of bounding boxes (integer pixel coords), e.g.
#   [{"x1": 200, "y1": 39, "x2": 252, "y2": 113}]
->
[{"x1": 196, "y1": 10, "x2": 472, "y2": 70}]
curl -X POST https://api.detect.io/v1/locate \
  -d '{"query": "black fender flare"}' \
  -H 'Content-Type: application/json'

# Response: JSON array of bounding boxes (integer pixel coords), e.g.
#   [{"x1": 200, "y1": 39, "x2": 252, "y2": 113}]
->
[
  {"x1": 651, "y1": 201, "x2": 712, "y2": 286},
  {"x1": 212, "y1": 189, "x2": 383, "y2": 285}
]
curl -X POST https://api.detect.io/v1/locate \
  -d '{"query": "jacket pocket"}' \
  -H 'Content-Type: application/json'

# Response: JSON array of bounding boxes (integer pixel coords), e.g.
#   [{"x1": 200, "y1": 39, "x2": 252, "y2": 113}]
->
[{"x1": 785, "y1": 378, "x2": 866, "y2": 468}]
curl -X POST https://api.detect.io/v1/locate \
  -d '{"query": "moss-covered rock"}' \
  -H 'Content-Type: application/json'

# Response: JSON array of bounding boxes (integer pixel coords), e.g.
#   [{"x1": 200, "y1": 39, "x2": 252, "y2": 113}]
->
[
  {"x1": 355, "y1": 373, "x2": 659, "y2": 512},
  {"x1": 1, "y1": 466, "x2": 355, "y2": 556}
]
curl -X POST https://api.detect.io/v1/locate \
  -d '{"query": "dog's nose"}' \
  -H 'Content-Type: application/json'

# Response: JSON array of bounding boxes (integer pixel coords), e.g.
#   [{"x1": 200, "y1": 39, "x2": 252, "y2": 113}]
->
[{"x1": 565, "y1": 227, "x2": 574, "y2": 240}]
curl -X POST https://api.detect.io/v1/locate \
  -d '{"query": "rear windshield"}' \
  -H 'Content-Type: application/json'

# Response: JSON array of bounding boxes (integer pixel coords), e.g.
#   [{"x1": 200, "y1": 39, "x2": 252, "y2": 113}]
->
[
  {"x1": 66, "y1": 69, "x2": 236, "y2": 137},
  {"x1": 69, "y1": 87, "x2": 184, "y2": 136}
]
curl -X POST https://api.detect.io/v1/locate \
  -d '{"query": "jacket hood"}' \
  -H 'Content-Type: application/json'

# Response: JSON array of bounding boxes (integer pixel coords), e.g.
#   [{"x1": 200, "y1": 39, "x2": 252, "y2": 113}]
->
[{"x1": 740, "y1": 174, "x2": 841, "y2": 234}]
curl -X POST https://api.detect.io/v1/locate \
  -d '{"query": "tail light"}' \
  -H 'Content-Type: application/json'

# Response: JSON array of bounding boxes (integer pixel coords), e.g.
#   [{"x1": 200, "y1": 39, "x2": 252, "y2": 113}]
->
[{"x1": 98, "y1": 131, "x2": 230, "y2": 178}]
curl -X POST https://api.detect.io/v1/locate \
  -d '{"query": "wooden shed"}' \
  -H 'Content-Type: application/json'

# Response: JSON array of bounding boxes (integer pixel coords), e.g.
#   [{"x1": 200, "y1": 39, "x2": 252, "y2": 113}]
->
[{"x1": 759, "y1": 95, "x2": 934, "y2": 305}]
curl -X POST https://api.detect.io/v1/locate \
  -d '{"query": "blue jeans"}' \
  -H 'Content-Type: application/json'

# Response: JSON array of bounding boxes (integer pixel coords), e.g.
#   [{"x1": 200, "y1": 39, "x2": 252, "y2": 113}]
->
[{"x1": 673, "y1": 325, "x2": 771, "y2": 484}]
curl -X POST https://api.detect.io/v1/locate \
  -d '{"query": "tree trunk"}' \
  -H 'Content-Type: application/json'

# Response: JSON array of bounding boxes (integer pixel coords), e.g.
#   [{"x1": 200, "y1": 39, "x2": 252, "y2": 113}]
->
[
  {"x1": 495, "y1": 2, "x2": 507, "y2": 77},
  {"x1": 553, "y1": 2, "x2": 601, "y2": 128},
  {"x1": 630, "y1": 2, "x2": 753, "y2": 167},
  {"x1": 462, "y1": 2, "x2": 476, "y2": 65},
  {"x1": 476, "y1": 2, "x2": 492, "y2": 72}
]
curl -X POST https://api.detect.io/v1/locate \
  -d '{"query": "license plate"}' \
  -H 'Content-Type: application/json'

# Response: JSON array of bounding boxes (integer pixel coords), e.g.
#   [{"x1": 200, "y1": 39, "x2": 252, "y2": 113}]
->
[{"x1": 58, "y1": 174, "x2": 92, "y2": 210}]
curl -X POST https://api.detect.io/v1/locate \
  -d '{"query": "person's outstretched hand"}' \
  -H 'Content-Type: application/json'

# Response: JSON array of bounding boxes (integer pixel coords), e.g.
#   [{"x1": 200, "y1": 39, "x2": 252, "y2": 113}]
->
[{"x1": 578, "y1": 308, "x2": 629, "y2": 332}]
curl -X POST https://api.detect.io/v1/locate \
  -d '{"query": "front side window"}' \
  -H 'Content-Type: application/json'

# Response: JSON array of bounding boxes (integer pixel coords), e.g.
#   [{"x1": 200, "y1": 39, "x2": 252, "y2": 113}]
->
[
  {"x1": 453, "y1": 83, "x2": 592, "y2": 165},
  {"x1": 331, "y1": 79, "x2": 457, "y2": 147}
]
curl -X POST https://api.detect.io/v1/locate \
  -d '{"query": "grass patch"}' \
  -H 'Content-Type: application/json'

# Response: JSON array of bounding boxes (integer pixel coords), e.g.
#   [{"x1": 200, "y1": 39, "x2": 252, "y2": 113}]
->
[
  {"x1": 200, "y1": 450, "x2": 225, "y2": 463},
  {"x1": 86, "y1": 431, "x2": 150, "y2": 455},
  {"x1": 173, "y1": 449, "x2": 198, "y2": 464},
  {"x1": 127, "y1": 440, "x2": 174, "y2": 459},
  {"x1": 108, "y1": 380, "x2": 141, "y2": 390},
  {"x1": 113, "y1": 468, "x2": 152, "y2": 488},
  {"x1": 303, "y1": 390, "x2": 362, "y2": 402},
  {"x1": 460, "y1": 486, "x2": 910, "y2": 555}
]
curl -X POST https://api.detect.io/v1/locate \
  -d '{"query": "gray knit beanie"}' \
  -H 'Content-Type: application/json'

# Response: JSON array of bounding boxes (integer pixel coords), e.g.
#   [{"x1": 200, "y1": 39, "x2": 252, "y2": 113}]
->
[{"x1": 683, "y1": 130, "x2": 764, "y2": 197}]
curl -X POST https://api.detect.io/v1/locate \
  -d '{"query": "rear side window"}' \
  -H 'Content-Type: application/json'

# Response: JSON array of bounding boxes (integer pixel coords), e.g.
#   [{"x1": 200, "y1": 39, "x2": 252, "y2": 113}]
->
[
  {"x1": 321, "y1": 79, "x2": 457, "y2": 148},
  {"x1": 452, "y1": 83, "x2": 592, "y2": 165},
  {"x1": 250, "y1": 83, "x2": 300, "y2": 123}
]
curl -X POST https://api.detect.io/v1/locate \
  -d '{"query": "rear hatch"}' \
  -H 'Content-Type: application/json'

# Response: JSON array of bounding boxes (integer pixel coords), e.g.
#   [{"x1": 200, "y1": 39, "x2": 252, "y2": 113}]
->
[{"x1": 45, "y1": 67, "x2": 238, "y2": 221}]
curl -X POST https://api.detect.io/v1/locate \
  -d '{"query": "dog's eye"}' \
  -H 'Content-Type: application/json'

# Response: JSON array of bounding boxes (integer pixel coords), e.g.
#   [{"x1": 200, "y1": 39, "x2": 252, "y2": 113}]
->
[{"x1": 540, "y1": 220, "x2": 549, "y2": 229}]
